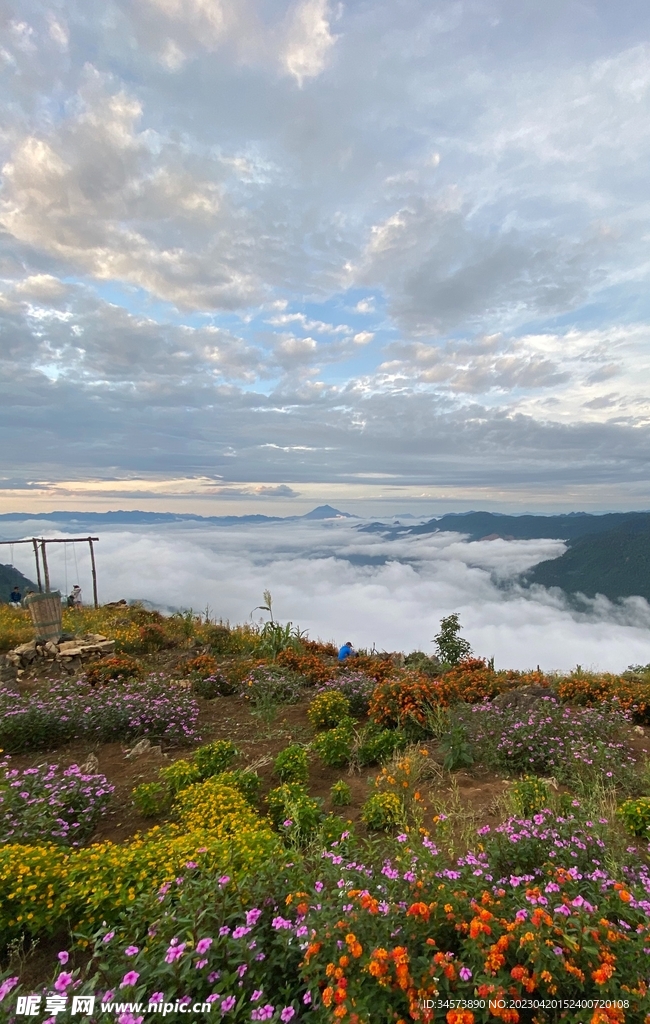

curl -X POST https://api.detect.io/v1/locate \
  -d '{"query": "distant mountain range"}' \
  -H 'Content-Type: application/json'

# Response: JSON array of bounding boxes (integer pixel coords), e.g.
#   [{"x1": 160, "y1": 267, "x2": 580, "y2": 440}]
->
[
  {"x1": 0, "y1": 504, "x2": 357, "y2": 528},
  {"x1": 3, "y1": 506, "x2": 650, "y2": 604},
  {"x1": 365, "y1": 510, "x2": 650, "y2": 604},
  {"x1": 404, "y1": 510, "x2": 650, "y2": 542}
]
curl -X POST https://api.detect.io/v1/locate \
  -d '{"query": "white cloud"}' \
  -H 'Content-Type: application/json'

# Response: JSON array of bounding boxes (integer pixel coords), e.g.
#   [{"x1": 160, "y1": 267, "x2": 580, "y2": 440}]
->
[
  {"x1": 7, "y1": 519, "x2": 650, "y2": 672},
  {"x1": 282, "y1": 0, "x2": 338, "y2": 85}
]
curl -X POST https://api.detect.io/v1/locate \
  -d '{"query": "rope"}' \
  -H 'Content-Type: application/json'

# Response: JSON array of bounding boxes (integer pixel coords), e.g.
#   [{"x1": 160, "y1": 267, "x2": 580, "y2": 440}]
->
[
  {"x1": 64, "y1": 542, "x2": 69, "y2": 595},
  {"x1": 73, "y1": 541, "x2": 80, "y2": 586}
]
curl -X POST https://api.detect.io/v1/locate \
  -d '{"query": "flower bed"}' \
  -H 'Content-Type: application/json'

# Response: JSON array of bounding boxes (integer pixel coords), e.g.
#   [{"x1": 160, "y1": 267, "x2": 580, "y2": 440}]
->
[
  {"x1": 557, "y1": 672, "x2": 650, "y2": 724},
  {"x1": 316, "y1": 672, "x2": 377, "y2": 716},
  {"x1": 0, "y1": 780, "x2": 281, "y2": 942},
  {"x1": 5, "y1": 805, "x2": 650, "y2": 1022},
  {"x1": 0, "y1": 756, "x2": 113, "y2": 846},
  {"x1": 0, "y1": 676, "x2": 200, "y2": 753},
  {"x1": 457, "y1": 696, "x2": 640, "y2": 791}
]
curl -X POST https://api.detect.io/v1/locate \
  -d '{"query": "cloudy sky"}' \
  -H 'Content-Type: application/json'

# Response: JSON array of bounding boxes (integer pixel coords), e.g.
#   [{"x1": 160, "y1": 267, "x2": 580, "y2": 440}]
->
[{"x1": 3, "y1": 0, "x2": 650, "y2": 515}]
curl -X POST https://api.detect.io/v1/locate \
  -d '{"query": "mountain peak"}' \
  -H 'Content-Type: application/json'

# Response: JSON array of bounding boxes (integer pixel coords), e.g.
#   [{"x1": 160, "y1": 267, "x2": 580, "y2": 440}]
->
[{"x1": 301, "y1": 504, "x2": 356, "y2": 520}]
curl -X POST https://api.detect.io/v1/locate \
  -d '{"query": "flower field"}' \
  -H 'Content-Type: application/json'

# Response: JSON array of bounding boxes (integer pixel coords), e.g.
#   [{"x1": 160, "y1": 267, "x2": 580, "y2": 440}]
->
[{"x1": 0, "y1": 603, "x2": 650, "y2": 1023}]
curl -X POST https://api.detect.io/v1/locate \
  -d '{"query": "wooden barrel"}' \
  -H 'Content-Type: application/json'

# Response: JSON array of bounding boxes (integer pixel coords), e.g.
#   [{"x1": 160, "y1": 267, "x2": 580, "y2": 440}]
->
[{"x1": 25, "y1": 591, "x2": 63, "y2": 641}]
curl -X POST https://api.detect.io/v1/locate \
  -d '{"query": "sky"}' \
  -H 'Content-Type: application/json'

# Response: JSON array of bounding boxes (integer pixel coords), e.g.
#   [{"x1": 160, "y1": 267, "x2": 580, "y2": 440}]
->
[
  {"x1": 5, "y1": 517, "x2": 650, "y2": 670},
  {"x1": 3, "y1": 1, "x2": 650, "y2": 515}
]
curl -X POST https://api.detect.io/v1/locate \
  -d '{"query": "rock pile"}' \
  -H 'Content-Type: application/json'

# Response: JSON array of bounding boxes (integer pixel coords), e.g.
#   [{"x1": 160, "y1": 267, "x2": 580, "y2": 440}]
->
[{"x1": 5, "y1": 634, "x2": 116, "y2": 676}]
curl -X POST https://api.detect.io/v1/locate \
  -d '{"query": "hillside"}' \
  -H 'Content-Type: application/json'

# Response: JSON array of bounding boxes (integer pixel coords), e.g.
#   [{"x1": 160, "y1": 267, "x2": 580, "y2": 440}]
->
[
  {"x1": 405, "y1": 509, "x2": 650, "y2": 542},
  {"x1": 525, "y1": 521, "x2": 650, "y2": 602},
  {"x1": 0, "y1": 563, "x2": 37, "y2": 603}
]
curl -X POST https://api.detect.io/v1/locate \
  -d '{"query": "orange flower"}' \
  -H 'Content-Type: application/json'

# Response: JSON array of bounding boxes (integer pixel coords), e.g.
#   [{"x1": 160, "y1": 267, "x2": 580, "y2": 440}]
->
[
  {"x1": 592, "y1": 963, "x2": 615, "y2": 985},
  {"x1": 339, "y1": 955, "x2": 350, "y2": 967},
  {"x1": 447, "y1": 1012, "x2": 475, "y2": 1024},
  {"x1": 322, "y1": 986, "x2": 334, "y2": 1007},
  {"x1": 406, "y1": 901, "x2": 430, "y2": 922}
]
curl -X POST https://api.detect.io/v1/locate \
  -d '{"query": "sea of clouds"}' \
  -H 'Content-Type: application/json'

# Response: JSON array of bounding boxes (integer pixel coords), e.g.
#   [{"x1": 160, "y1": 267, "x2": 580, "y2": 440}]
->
[{"x1": 5, "y1": 518, "x2": 650, "y2": 673}]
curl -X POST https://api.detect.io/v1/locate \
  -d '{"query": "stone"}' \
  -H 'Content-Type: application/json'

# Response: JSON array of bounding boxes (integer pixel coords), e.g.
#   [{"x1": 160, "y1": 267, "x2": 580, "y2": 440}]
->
[
  {"x1": 58, "y1": 646, "x2": 82, "y2": 657},
  {"x1": 14, "y1": 641, "x2": 37, "y2": 654},
  {"x1": 634, "y1": 725, "x2": 646, "y2": 735},
  {"x1": 79, "y1": 754, "x2": 99, "y2": 774},
  {"x1": 125, "y1": 738, "x2": 151, "y2": 759}
]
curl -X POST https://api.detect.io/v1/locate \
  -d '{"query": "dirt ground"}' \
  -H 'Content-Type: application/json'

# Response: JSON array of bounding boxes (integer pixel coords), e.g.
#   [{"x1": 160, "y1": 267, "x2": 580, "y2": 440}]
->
[{"x1": 4, "y1": 670, "x2": 650, "y2": 991}]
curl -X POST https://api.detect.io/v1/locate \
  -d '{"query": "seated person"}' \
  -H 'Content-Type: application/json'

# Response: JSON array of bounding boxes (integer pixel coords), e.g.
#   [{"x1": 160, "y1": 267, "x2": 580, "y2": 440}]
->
[{"x1": 338, "y1": 640, "x2": 356, "y2": 662}]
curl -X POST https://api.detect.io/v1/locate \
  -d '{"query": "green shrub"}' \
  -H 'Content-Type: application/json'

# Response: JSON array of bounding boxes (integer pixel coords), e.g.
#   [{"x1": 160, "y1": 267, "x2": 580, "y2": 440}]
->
[
  {"x1": 312, "y1": 718, "x2": 354, "y2": 768},
  {"x1": 307, "y1": 691, "x2": 351, "y2": 730},
  {"x1": 330, "y1": 780, "x2": 351, "y2": 806},
  {"x1": 508, "y1": 776, "x2": 554, "y2": 818},
  {"x1": 137, "y1": 623, "x2": 170, "y2": 652},
  {"x1": 361, "y1": 791, "x2": 402, "y2": 830},
  {"x1": 203, "y1": 623, "x2": 236, "y2": 654},
  {"x1": 192, "y1": 672, "x2": 235, "y2": 699},
  {"x1": 159, "y1": 758, "x2": 201, "y2": 795},
  {"x1": 241, "y1": 667, "x2": 303, "y2": 715},
  {"x1": 617, "y1": 797, "x2": 650, "y2": 837},
  {"x1": 318, "y1": 813, "x2": 351, "y2": 847},
  {"x1": 132, "y1": 781, "x2": 171, "y2": 817},
  {"x1": 193, "y1": 740, "x2": 238, "y2": 778},
  {"x1": 355, "y1": 723, "x2": 408, "y2": 766},
  {"x1": 274, "y1": 744, "x2": 309, "y2": 784},
  {"x1": 267, "y1": 783, "x2": 323, "y2": 842},
  {"x1": 213, "y1": 770, "x2": 261, "y2": 807},
  {"x1": 440, "y1": 722, "x2": 474, "y2": 771}
]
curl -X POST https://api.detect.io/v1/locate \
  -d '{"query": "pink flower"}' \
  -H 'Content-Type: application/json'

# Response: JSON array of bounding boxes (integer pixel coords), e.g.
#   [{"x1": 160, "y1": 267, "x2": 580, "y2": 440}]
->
[
  {"x1": 57, "y1": 952, "x2": 69, "y2": 965},
  {"x1": 221, "y1": 995, "x2": 236, "y2": 1011},
  {"x1": 54, "y1": 973, "x2": 73, "y2": 992},
  {"x1": 196, "y1": 937, "x2": 213, "y2": 954},
  {"x1": 149, "y1": 993, "x2": 164, "y2": 1004},
  {"x1": 303, "y1": 991, "x2": 312, "y2": 1005},
  {"x1": 206, "y1": 993, "x2": 220, "y2": 1004},
  {"x1": 120, "y1": 971, "x2": 140, "y2": 987},
  {"x1": 118, "y1": 1015, "x2": 143, "y2": 1024},
  {"x1": 103, "y1": 931, "x2": 115, "y2": 943},
  {"x1": 281, "y1": 1009, "x2": 295, "y2": 1022},
  {"x1": 165, "y1": 942, "x2": 186, "y2": 964},
  {"x1": 459, "y1": 966, "x2": 472, "y2": 981},
  {"x1": 246, "y1": 908, "x2": 262, "y2": 927},
  {"x1": 0, "y1": 977, "x2": 19, "y2": 1002},
  {"x1": 124, "y1": 946, "x2": 139, "y2": 956},
  {"x1": 196, "y1": 959, "x2": 208, "y2": 969}
]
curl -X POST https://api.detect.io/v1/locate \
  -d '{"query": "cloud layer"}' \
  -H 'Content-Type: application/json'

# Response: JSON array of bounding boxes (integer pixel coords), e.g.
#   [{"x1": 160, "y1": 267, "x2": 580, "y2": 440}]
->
[{"x1": 6, "y1": 518, "x2": 650, "y2": 671}]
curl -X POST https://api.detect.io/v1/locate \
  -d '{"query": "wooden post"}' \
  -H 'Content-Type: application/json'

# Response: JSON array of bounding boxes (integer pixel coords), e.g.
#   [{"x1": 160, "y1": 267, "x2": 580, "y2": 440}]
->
[
  {"x1": 40, "y1": 540, "x2": 50, "y2": 592},
  {"x1": 88, "y1": 537, "x2": 99, "y2": 608},
  {"x1": 32, "y1": 538, "x2": 43, "y2": 592}
]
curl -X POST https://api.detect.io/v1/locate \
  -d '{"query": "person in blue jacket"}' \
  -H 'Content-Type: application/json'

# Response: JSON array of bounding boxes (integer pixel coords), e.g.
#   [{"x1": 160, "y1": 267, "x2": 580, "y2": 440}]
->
[{"x1": 338, "y1": 640, "x2": 356, "y2": 662}]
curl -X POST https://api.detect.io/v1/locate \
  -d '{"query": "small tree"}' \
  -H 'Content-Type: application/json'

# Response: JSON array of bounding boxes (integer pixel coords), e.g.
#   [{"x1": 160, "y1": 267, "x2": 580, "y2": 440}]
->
[{"x1": 433, "y1": 613, "x2": 472, "y2": 666}]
